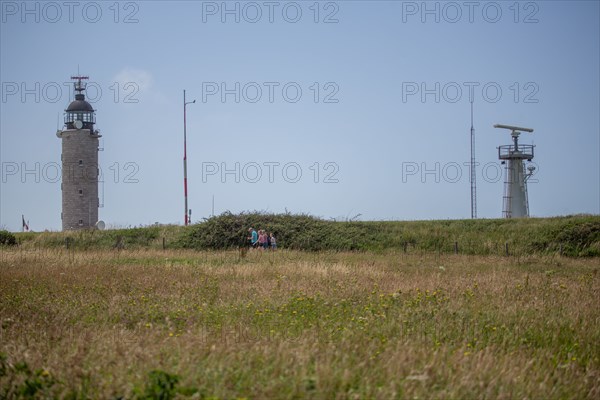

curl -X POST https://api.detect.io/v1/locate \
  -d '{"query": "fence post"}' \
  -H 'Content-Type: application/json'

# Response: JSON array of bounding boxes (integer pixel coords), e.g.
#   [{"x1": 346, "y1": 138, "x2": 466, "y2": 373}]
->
[
  {"x1": 162, "y1": 237, "x2": 166, "y2": 250},
  {"x1": 454, "y1": 241, "x2": 458, "y2": 254},
  {"x1": 559, "y1": 243, "x2": 563, "y2": 256},
  {"x1": 505, "y1": 242, "x2": 509, "y2": 257}
]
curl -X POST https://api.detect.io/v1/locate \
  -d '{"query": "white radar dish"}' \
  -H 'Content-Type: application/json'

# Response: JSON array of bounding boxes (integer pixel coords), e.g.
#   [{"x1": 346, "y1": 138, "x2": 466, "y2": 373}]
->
[
  {"x1": 74, "y1": 120, "x2": 83, "y2": 129},
  {"x1": 96, "y1": 220, "x2": 105, "y2": 230}
]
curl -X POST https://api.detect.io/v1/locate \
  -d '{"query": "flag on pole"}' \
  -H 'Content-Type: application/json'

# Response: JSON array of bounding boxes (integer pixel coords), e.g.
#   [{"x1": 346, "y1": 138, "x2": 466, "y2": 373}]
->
[{"x1": 22, "y1": 215, "x2": 29, "y2": 232}]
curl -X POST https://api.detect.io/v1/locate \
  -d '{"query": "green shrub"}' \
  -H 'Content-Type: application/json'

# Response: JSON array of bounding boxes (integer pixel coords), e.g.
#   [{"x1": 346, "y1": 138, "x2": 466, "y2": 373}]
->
[
  {"x1": 554, "y1": 220, "x2": 600, "y2": 256},
  {"x1": 0, "y1": 230, "x2": 17, "y2": 246},
  {"x1": 0, "y1": 355, "x2": 57, "y2": 398},
  {"x1": 179, "y1": 212, "x2": 373, "y2": 251},
  {"x1": 135, "y1": 370, "x2": 180, "y2": 400}
]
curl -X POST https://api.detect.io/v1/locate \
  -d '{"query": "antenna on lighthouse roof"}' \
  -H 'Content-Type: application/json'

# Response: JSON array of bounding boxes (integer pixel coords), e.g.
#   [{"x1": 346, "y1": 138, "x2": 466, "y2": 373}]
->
[{"x1": 70, "y1": 75, "x2": 89, "y2": 96}]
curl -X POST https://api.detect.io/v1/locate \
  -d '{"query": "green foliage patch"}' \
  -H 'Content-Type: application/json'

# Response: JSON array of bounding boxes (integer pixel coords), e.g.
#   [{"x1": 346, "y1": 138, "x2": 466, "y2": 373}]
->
[
  {"x1": 0, "y1": 230, "x2": 17, "y2": 246},
  {"x1": 11, "y1": 214, "x2": 600, "y2": 256}
]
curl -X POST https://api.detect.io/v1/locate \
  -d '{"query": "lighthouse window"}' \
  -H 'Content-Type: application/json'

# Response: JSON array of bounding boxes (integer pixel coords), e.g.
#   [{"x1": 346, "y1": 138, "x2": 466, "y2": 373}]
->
[
  {"x1": 78, "y1": 160, "x2": 83, "y2": 166},
  {"x1": 78, "y1": 219, "x2": 84, "y2": 226},
  {"x1": 78, "y1": 189, "x2": 83, "y2": 196}
]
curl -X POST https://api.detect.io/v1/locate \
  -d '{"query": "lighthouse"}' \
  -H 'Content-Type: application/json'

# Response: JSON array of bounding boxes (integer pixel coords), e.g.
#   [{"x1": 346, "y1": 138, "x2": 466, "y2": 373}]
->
[
  {"x1": 56, "y1": 76, "x2": 101, "y2": 230},
  {"x1": 494, "y1": 124, "x2": 536, "y2": 218}
]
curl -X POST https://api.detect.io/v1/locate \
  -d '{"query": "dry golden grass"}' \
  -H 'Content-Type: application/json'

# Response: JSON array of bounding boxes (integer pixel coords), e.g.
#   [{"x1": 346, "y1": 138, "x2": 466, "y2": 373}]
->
[{"x1": 1, "y1": 248, "x2": 599, "y2": 398}]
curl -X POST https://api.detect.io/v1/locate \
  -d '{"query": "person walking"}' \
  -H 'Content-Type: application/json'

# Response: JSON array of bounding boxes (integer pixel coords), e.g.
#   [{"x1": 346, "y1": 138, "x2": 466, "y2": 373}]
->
[
  {"x1": 270, "y1": 233, "x2": 277, "y2": 250},
  {"x1": 258, "y1": 229, "x2": 267, "y2": 250},
  {"x1": 248, "y1": 228, "x2": 258, "y2": 249}
]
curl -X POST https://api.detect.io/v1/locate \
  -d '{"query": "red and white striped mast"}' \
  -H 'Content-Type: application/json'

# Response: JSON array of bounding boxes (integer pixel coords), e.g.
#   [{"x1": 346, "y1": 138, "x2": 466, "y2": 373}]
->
[{"x1": 183, "y1": 90, "x2": 195, "y2": 225}]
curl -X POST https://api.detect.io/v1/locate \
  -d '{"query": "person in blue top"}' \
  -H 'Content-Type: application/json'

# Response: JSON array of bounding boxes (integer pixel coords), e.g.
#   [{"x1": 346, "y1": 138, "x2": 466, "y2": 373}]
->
[{"x1": 248, "y1": 228, "x2": 258, "y2": 249}]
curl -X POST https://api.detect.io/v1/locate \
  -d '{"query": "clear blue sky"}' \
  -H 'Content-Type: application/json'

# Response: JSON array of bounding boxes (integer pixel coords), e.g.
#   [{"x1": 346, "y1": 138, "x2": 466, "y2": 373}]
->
[{"x1": 1, "y1": 0, "x2": 599, "y2": 231}]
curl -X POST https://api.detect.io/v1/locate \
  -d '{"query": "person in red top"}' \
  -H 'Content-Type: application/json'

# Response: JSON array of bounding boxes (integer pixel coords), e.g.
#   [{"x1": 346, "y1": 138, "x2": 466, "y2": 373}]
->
[{"x1": 258, "y1": 230, "x2": 268, "y2": 250}]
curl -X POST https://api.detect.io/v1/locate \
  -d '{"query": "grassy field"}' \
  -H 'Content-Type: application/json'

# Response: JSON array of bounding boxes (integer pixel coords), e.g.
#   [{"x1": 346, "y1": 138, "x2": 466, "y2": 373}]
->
[{"x1": 1, "y1": 247, "x2": 599, "y2": 398}]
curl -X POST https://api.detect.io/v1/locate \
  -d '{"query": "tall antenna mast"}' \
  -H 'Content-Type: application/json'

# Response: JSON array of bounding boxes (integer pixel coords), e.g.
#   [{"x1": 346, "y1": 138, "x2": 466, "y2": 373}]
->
[{"x1": 470, "y1": 100, "x2": 477, "y2": 219}]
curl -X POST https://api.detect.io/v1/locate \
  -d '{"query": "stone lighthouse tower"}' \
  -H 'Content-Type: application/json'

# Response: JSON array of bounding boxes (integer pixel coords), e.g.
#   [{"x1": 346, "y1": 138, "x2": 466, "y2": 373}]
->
[{"x1": 56, "y1": 76, "x2": 101, "y2": 230}]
